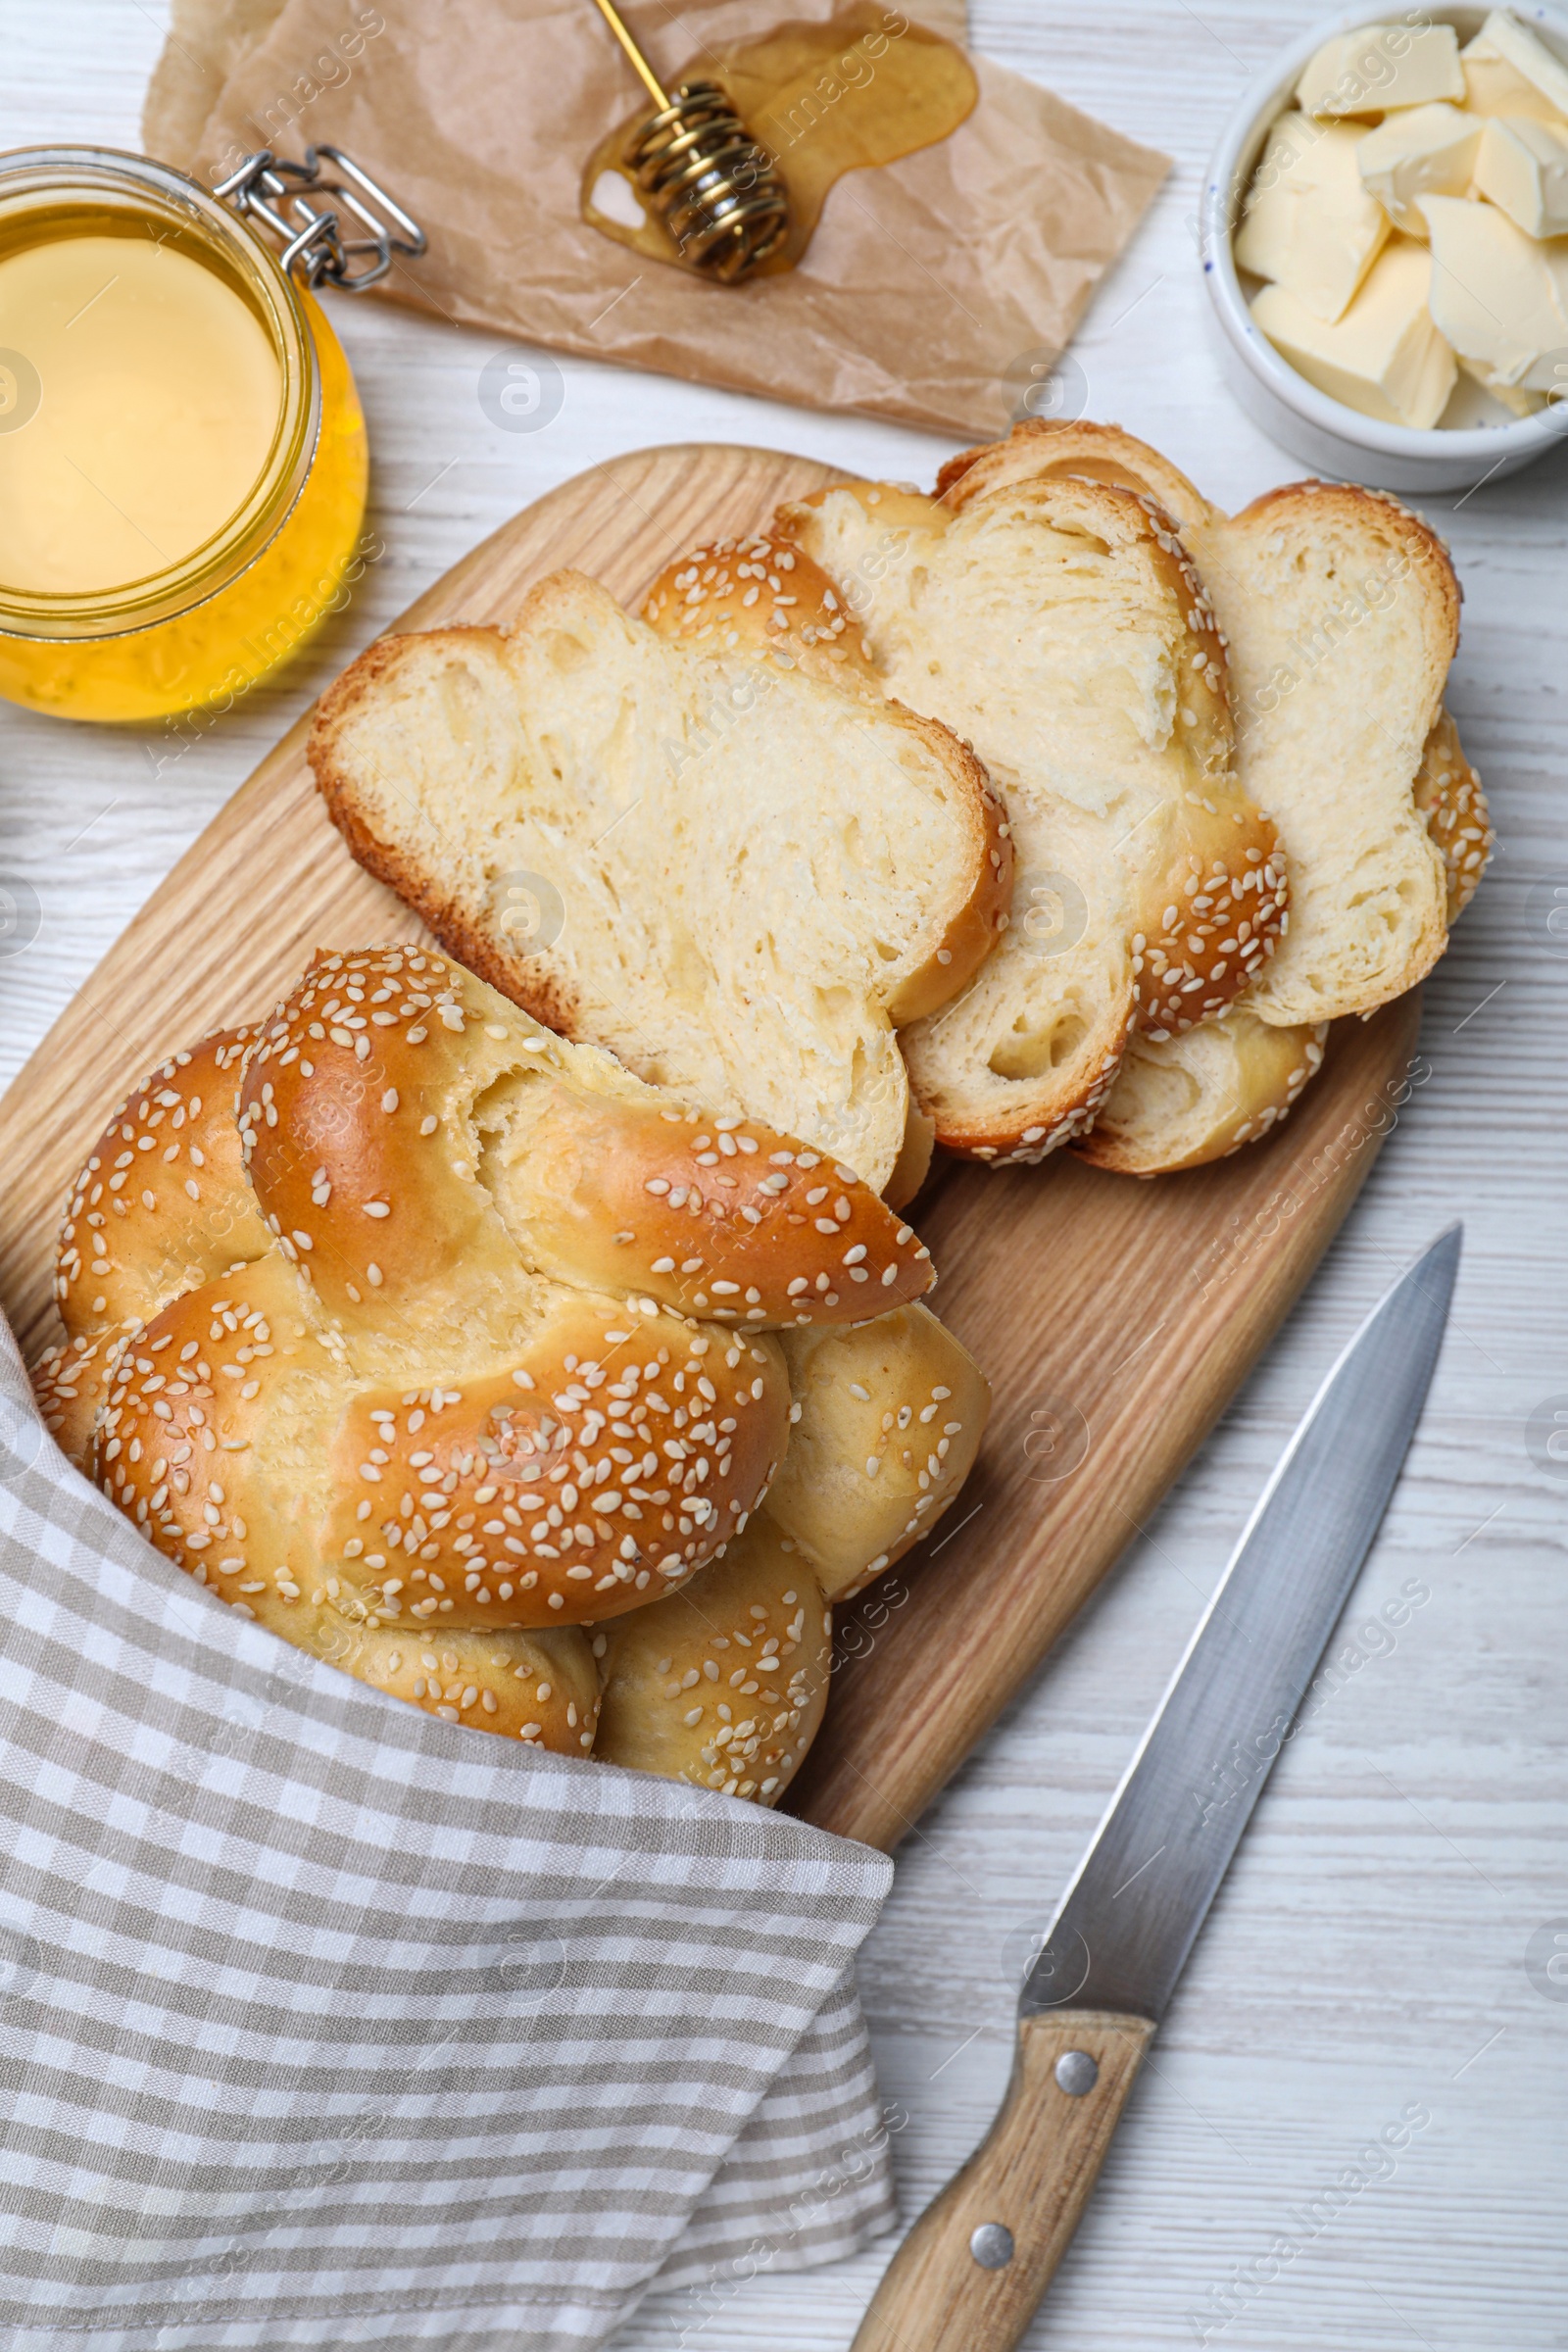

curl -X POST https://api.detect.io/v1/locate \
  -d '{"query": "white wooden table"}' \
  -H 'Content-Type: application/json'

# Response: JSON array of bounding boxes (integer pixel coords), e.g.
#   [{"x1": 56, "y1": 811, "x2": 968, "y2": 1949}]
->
[{"x1": 4, "y1": 4, "x2": 1566, "y2": 2345}]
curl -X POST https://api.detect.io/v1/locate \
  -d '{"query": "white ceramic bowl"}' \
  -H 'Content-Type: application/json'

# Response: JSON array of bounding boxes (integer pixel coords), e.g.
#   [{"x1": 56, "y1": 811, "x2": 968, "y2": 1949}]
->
[{"x1": 1202, "y1": 2, "x2": 1568, "y2": 490}]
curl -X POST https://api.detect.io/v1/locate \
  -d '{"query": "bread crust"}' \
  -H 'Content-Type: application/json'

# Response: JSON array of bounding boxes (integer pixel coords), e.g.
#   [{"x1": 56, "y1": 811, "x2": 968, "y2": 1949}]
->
[
  {"x1": 935, "y1": 419, "x2": 1216, "y2": 536},
  {"x1": 96, "y1": 1260, "x2": 791, "y2": 1636},
  {"x1": 1410, "y1": 709, "x2": 1493, "y2": 924},
  {"x1": 236, "y1": 949, "x2": 933, "y2": 1333},
  {"x1": 593, "y1": 1514, "x2": 832, "y2": 1803},
  {"x1": 53, "y1": 1023, "x2": 271, "y2": 1339},
  {"x1": 311, "y1": 631, "x2": 587, "y2": 1040},
  {"x1": 495, "y1": 1088, "x2": 934, "y2": 1327},
  {"x1": 338, "y1": 1622, "x2": 602, "y2": 1747},
  {"x1": 769, "y1": 1304, "x2": 990, "y2": 1599},
  {"x1": 1075, "y1": 1008, "x2": 1328, "y2": 1176},
  {"x1": 883, "y1": 1098, "x2": 935, "y2": 1212},
  {"x1": 32, "y1": 1327, "x2": 134, "y2": 1469},
  {"x1": 641, "y1": 528, "x2": 884, "y2": 689}
]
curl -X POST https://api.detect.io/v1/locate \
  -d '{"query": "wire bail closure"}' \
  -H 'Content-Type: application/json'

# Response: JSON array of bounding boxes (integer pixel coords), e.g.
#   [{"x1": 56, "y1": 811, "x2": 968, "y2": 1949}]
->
[{"x1": 213, "y1": 145, "x2": 426, "y2": 290}]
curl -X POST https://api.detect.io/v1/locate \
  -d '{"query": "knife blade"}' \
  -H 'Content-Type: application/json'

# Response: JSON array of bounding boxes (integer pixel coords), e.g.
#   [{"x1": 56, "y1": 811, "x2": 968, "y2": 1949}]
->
[{"x1": 851, "y1": 1222, "x2": 1460, "y2": 2352}]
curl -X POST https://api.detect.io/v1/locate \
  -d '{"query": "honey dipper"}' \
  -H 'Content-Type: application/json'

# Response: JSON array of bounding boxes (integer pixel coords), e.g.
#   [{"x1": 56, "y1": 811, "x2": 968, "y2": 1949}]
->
[{"x1": 585, "y1": 0, "x2": 790, "y2": 282}]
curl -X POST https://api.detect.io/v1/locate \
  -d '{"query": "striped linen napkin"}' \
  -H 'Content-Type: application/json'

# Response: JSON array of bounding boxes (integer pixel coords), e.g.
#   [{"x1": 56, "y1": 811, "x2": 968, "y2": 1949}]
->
[{"x1": 0, "y1": 1319, "x2": 896, "y2": 2350}]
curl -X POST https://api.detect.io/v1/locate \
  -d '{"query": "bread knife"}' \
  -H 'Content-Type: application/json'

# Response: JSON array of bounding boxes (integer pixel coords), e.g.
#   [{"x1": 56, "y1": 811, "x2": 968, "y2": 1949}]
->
[{"x1": 852, "y1": 1223, "x2": 1461, "y2": 2352}]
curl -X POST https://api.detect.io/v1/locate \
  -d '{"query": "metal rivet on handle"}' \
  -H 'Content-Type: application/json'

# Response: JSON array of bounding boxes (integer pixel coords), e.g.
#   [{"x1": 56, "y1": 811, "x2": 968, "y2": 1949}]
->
[
  {"x1": 1054, "y1": 2049, "x2": 1099, "y2": 2096},
  {"x1": 969, "y1": 2222, "x2": 1014, "y2": 2269}
]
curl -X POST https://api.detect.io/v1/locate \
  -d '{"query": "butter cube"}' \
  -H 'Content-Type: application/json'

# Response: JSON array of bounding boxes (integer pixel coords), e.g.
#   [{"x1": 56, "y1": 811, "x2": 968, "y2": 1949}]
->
[
  {"x1": 1357, "y1": 102, "x2": 1484, "y2": 233},
  {"x1": 1456, "y1": 351, "x2": 1547, "y2": 415},
  {"x1": 1251, "y1": 239, "x2": 1457, "y2": 427},
  {"x1": 1237, "y1": 113, "x2": 1389, "y2": 320},
  {"x1": 1473, "y1": 113, "x2": 1568, "y2": 234},
  {"x1": 1461, "y1": 10, "x2": 1568, "y2": 122},
  {"x1": 1424, "y1": 191, "x2": 1568, "y2": 392},
  {"x1": 1297, "y1": 24, "x2": 1465, "y2": 118}
]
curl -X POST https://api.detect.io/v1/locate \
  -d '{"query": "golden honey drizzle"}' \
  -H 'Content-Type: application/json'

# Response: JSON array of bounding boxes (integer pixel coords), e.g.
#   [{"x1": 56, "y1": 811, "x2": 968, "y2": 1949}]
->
[{"x1": 582, "y1": 4, "x2": 978, "y2": 279}]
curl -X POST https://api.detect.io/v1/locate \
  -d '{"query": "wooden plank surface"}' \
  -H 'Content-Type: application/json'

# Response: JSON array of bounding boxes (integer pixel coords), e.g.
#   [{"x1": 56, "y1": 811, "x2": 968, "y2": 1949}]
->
[
  {"x1": 0, "y1": 439, "x2": 1418, "y2": 1856},
  {"x1": 790, "y1": 994, "x2": 1418, "y2": 1846},
  {"x1": 4, "y1": 7, "x2": 1565, "y2": 2349}
]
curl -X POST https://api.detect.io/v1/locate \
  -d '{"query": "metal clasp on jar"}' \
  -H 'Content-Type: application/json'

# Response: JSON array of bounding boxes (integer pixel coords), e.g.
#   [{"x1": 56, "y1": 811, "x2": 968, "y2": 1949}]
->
[{"x1": 213, "y1": 145, "x2": 426, "y2": 290}]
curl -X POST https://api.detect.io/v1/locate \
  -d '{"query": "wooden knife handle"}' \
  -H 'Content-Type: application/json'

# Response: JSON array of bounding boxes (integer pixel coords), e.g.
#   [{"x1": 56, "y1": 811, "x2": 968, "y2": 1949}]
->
[{"x1": 851, "y1": 2008, "x2": 1155, "y2": 2352}]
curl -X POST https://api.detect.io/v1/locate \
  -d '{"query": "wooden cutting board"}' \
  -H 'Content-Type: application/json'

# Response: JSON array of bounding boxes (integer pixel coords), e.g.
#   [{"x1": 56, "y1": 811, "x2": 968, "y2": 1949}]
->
[{"x1": 0, "y1": 441, "x2": 1421, "y2": 1852}]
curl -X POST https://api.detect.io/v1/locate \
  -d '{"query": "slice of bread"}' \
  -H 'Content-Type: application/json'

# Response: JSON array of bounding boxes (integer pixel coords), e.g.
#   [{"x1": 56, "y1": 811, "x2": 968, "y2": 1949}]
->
[
  {"x1": 1079, "y1": 701, "x2": 1481, "y2": 1174},
  {"x1": 966, "y1": 423, "x2": 1482, "y2": 1024},
  {"x1": 1076, "y1": 1005, "x2": 1328, "y2": 1177},
  {"x1": 768, "y1": 470, "x2": 1287, "y2": 1163},
  {"x1": 929, "y1": 422, "x2": 1491, "y2": 1173},
  {"x1": 311, "y1": 568, "x2": 1010, "y2": 1197}
]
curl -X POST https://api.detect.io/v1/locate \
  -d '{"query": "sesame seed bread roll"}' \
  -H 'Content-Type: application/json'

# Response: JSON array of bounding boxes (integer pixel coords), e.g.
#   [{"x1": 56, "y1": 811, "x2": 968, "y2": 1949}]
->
[
  {"x1": 640, "y1": 529, "x2": 883, "y2": 692},
  {"x1": 1076, "y1": 1007, "x2": 1329, "y2": 1177},
  {"x1": 94, "y1": 1253, "x2": 349, "y2": 1640},
  {"x1": 335, "y1": 1624, "x2": 601, "y2": 1748},
  {"x1": 53, "y1": 1023, "x2": 270, "y2": 1335},
  {"x1": 32, "y1": 1327, "x2": 134, "y2": 1470},
  {"x1": 767, "y1": 1305, "x2": 991, "y2": 1601},
  {"x1": 318, "y1": 1307, "x2": 790, "y2": 1629},
  {"x1": 1411, "y1": 709, "x2": 1492, "y2": 924},
  {"x1": 40, "y1": 1023, "x2": 274, "y2": 1474},
  {"x1": 234, "y1": 948, "x2": 929, "y2": 1352},
  {"x1": 34, "y1": 942, "x2": 965, "y2": 1796},
  {"x1": 93, "y1": 1252, "x2": 779, "y2": 1665},
  {"x1": 593, "y1": 1515, "x2": 832, "y2": 1803},
  {"x1": 777, "y1": 467, "x2": 1286, "y2": 1165},
  {"x1": 310, "y1": 568, "x2": 1011, "y2": 1195},
  {"x1": 485, "y1": 1087, "x2": 933, "y2": 1328}
]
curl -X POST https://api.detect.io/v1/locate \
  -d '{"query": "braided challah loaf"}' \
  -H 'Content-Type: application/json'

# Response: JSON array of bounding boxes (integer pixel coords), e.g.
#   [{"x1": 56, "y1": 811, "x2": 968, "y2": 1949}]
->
[{"x1": 32, "y1": 946, "x2": 988, "y2": 1802}]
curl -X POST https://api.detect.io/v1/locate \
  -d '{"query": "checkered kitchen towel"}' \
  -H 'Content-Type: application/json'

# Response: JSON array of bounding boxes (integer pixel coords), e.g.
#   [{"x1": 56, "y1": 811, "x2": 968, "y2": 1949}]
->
[{"x1": 0, "y1": 1318, "x2": 896, "y2": 2350}]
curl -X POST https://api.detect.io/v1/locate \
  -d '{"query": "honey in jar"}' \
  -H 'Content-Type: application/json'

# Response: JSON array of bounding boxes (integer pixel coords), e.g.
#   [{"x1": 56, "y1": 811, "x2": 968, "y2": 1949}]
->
[{"x1": 0, "y1": 148, "x2": 371, "y2": 723}]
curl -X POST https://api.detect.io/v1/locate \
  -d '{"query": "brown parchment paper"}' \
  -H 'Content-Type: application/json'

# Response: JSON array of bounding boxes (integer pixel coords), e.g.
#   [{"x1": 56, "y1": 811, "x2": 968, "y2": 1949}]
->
[
  {"x1": 147, "y1": 0, "x2": 1166, "y2": 439},
  {"x1": 143, "y1": 0, "x2": 971, "y2": 154}
]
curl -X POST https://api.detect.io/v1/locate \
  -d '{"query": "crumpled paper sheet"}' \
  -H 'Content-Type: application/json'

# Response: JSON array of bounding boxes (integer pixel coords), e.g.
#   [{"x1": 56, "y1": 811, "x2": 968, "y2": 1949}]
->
[{"x1": 146, "y1": 0, "x2": 1166, "y2": 438}]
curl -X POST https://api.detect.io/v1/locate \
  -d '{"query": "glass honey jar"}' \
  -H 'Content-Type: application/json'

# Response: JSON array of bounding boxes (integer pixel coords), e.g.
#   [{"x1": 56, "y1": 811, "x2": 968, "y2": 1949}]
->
[{"x1": 0, "y1": 144, "x2": 421, "y2": 724}]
